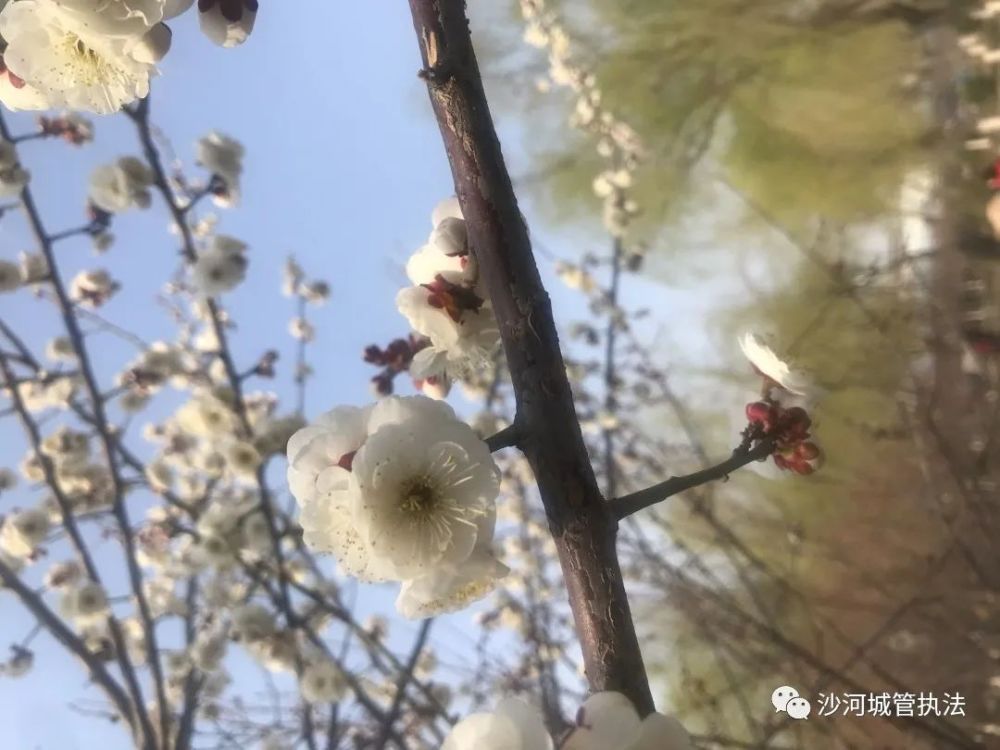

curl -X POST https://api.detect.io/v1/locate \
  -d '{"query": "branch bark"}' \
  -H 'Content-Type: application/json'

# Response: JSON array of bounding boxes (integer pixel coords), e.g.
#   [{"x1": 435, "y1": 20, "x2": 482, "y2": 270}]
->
[{"x1": 406, "y1": 0, "x2": 653, "y2": 713}]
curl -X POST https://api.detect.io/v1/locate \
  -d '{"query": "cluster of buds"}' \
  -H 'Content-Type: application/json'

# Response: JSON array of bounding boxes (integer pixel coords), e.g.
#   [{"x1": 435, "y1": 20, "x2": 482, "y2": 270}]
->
[
  {"x1": 38, "y1": 114, "x2": 94, "y2": 146},
  {"x1": 745, "y1": 402, "x2": 822, "y2": 475},
  {"x1": 364, "y1": 335, "x2": 429, "y2": 397}
]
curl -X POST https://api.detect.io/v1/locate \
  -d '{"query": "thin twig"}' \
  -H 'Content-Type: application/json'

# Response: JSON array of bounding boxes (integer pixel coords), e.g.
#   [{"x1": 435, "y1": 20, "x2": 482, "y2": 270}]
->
[
  {"x1": 372, "y1": 619, "x2": 433, "y2": 750},
  {"x1": 485, "y1": 423, "x2": 520, "y2": 452},
  {"x1": 613, "y1": 437, "x2": 776, "y2": 520}
]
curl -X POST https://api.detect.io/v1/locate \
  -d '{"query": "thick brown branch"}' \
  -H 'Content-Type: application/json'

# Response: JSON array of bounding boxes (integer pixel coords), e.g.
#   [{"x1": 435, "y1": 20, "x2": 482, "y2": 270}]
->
[
  {"x1": 614, "y1": 438, "x2": 777, "y2": 520},
  {"x1": 407, "y1": 0, "x2": 653, "y2": 713}
]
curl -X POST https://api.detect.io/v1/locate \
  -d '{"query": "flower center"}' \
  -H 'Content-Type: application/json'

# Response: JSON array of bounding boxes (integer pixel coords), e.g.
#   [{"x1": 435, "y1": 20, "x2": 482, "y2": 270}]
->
[
  {"x1": 400, "y1": 479, "x2": 438, "y2": 514},
  {"x1": 58, "y1": 33, "x2": 122, "y2": 88}
]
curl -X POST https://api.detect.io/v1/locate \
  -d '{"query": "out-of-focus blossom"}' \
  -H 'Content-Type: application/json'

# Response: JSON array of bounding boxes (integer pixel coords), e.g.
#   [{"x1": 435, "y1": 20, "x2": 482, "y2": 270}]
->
[
  {"x1": 198, "y1": 0, "x2": 257, "y2": 48},
  {"x1": 739, "y1": 332, "x2": 810, "y2": 396},
  {"x1": 89, "y1": 157, "x2": 153, "y2": 213},
  {"x1": 69, "y1": 269, "x2": 120, "y2": 308},
  {"x1": 196, "y1": 131, "x2": 244, "y2": 207},
  {"x1": 190, "y1": 235, "x2": 248, "y2": 296},
  {"x1": 442, "y1": 697, "x2": 552, "y2": 750}
]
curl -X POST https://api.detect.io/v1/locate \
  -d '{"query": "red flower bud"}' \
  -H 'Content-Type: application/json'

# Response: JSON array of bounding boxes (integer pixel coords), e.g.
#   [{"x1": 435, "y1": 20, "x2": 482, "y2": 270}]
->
[
  {"x1": 796, "y1": 441, "x2": 821, "y2": 461},
  {"x1": 790, "y1": 460, "x2": 816, "y2": 476},
  {"x1": 745, "y1": 401, "x2": 776, "y2": 428},
  {"x1": 781, "y1": 406, "x2": 811, "y2": 431}
]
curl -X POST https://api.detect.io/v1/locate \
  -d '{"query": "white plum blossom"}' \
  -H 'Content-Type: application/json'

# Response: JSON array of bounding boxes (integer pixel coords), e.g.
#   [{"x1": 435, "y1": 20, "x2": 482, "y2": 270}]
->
[
  {"x1": 738, "y1": 332, "x2": 810, "y2": 396},
  {"x1": 53, "y1": 0, "x2": 165, "y2": 37},
  {"x1": 562, "y1": 692, "x2": 692, "y2": 750},
  {"x1": 164, "y1": 0, "x2": 196, "y2": 18},
  {"x1": 44, "y1": 560, "x2": 82, "y2": 589},
  {"x1": 407, "y1": 197, "x2": 476, "y2": 288},
  {"x1": 405, "y1": 242, "x2": 469, "y2": 287},
  {"x1": 0, "y1": 508, "x2": 50, "y2": 559},
  {"x1": 289, "y1": 317, "x2": 314, "y2": 342},
  {"x1": 231, "y1": 603, "x2": 276, "y2": 642},
  {"x1": 0, "y1": 260, "x2": 21, "y2": 293},
  {"x1": 555, "y1": 261, "x2": 597, "y2": 293},
  {"x1": 287, "y1": 403, "x2": 387, "y2": 581},
  {"x1": 0, "y1": 647, "x2": 33, "y2": 678},
  {"x1": 196, "y1": 131, "x2": 244, "y2": 206},
  {"x1": 0, "y1": 468, "x2": 16, "y2": 492},
  {"x1": 128, "y1": 22, "x2": 172, "y2": 64},
  {"x1": 351, "y1": 398, "x2": 499, "y2": 580},
  {"x1": 282, "y1": 256, "x2": 304, "y2": 296},
  {"x1": 176, "y1": 392, "x2": 237, "y2": 436},
  {"x1": 978, "y1": 116, "x2": 1000, "y2": 135},
  {"x1": 0, "y1": 140, "x2": 28, "y2": 196},
  {"x1": 120, "y1": 340, "x2": 196, "y2": 392},
  {"x1": 190, "y1": 235, "x2": 248, "y2": 295},
  {"x1": 396, "y1": 285, "x2": 499, "y2": 375},
  {"x1": 10, "y1": 375, "x2": 77, "y2": 412},
  {"x1": 299, "y1": 660, "x2": 348, "y2": 704},
  {"x1": 396, "y1": 546, "x2": 509, "y2": 619},
  {"x1": 19, "y1": 251, "x2": 48, "y2": 284},
  {"x1": 442, "y1": 697, "x2": 553, "y2": 750},
  {"x1": 414, "y1": 372, "x2": 451, "y2": 401},
  {"x1": 289, "y1": 396, "x2": 503, "y2": 613},
  {"x1": 190, "y1": 627, "x2": 227, "y2": 671},
  {"x1": 0, "y1": 0, "x2": 160, "y2": 114},
  {"x1": 88, "y1": 157, "x2": 154, "y2": 213},
  {"x1": 223, "y1": 440, "x2": 261, "y2": 477},
  {"x1": 198, "y1": 0, "x2": 257, "y2": 48},
  {"x1": 0, "y1": 66, "x2": 49, "y2": 112},
  {"x1": 300, "y1": 280, "x2": 331, "y2": 305},
  {"x1": 442, "y1": 693, "x2": 691, "y2": 750},
  {"x1": 70, "y1": 269, "x2": 119, "y2": 308},
  {"x1": 396, "y1": 198, "x2": 499, "y2": 382},
  {"x1": 60, "y1": 581, "x2": 110, "y2": 628}
]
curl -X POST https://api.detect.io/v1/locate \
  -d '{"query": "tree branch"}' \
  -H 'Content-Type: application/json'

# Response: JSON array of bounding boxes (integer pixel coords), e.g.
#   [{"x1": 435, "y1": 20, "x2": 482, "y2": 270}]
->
[
  {"x1": 0, "y1": 107, "x2": 170, "y2": 747},
  {"x1": 372, "y1": 619, "x2": 433, "y2": 750},
  {"x1": 0, "y1": 557, "x2": 136, "y2": 732},
  {"x1": 485, "y1": 423, "x2": 520, "y2": 452},
  {"x1": 0, "y1": 344, "x2": 156, "y2": 750},
  {"x1": 407, "y1": 0, "x2": 653, "y2": 713},
  {"x1": 614, "y1": 438, "x2": 777, "y2": 520}
]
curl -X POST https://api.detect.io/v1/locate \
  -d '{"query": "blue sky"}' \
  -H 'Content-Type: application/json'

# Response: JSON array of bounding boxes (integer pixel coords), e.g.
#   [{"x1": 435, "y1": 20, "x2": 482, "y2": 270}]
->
[{"x1": 0, "y1": 3, "x2": 748, "y2": 748}]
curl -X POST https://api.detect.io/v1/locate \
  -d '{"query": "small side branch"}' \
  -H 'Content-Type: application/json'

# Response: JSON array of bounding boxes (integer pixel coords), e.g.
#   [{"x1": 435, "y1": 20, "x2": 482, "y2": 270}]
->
[
  {"x1": 485, "y1": 423, "x2": 520, "y2": 452},
  {"x1": 613, "y1": 437, "x2": 777, "y2": 521}
]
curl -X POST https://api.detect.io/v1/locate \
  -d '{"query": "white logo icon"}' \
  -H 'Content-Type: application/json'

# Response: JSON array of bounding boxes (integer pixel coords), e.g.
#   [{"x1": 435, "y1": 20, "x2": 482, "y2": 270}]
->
[
  {"x1": 786, "y1": 697, "x2": 812, "y2": 720},
  {"x1": 772, "y1": 685, "x2": 811, "y2": 720}
]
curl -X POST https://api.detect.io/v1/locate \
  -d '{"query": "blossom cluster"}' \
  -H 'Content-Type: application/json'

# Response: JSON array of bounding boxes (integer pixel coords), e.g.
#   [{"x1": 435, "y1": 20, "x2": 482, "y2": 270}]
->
[
  {"x1": 0, "y1": 0, "x2": 256, "y2": 115},
  {"x1": 443, "y1": 692, "x2": 691, "y2": 750},
  {"x1": 76, "y1": 125, "x2": 249, "y2": 286},
  {"x1": 518, "y1": 0, "x2": 645, "y2": 252},
  {"x1": 288, "y1": 395, "x2": 507, "y2": 618},
  {"x1": 740, "y1": 333, "x2": 822, "y2": 475},
  {"x1": 394, "y1": 198, "x2": 500, "y2": 393}
]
